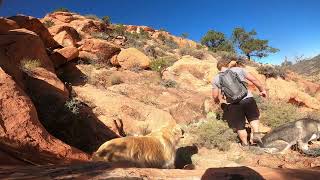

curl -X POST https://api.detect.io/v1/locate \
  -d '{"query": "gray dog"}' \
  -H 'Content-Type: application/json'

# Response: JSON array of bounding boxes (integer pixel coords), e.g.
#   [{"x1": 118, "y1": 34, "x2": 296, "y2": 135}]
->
[{"x1": 253, "y1": 118, "x2": 320, "y2": 155}]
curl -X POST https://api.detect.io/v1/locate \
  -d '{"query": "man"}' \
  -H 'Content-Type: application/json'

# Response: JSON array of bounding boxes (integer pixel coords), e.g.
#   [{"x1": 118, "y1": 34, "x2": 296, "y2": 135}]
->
[{"x1": 212, "y1": 57, "x2": 267, "y2": 146}]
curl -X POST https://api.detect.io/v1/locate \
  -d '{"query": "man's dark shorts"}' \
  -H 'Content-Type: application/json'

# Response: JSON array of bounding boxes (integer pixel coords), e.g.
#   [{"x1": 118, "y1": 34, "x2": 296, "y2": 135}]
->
[{"x1": 221, "y1": 97, "x2": 260, "y2": 130}]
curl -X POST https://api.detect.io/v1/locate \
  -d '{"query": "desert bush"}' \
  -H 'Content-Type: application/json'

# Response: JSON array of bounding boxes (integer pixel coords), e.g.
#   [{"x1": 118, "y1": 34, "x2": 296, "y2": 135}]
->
[
  {"x1": 110, "y1": 75, "x2": 123, "y2": 85},
  {"x1": 179, "y1": 47, "x2": 205, "y2": 59},
  {"x1": 53, "y1": 7, "x2": 70, "y2": 12},
  {"x1": 84, "y1": 14, "x2": 101, "y2": 21},
  {"x1": 256, "y1": 96, "x2": 303, "y2": 128},
  {"x1": 102, "y1": 16, "x2": 111, "y2": 25},
  {"x1": 129, "y1": 63, "x2": 143, "y2": 72},
  {"x1": 150, "y1": 56, "x2": 177, "y2": 72},
  {"x1": 257, "y1": 65, "x2": 286, "y2": 79},
  {"x1": 64, "y1": 98, "x2": 80, "y2": 115},
  {"x1": 160, "y1": 79, "x2": 177, "y2": 88},
  {"x1": 20, "y1": 58, "x2": 42, "y2": 73},
  {"x1": 91, "y1": 32, "x2": 111, "y2": 40},
  {"x1": 190, "y1": 120, "x2": 237, "y2": 151},
  {"x1": 144, "y1": 45, "x2": 157, "y2": 58},
  {"x1": 113, "y1": 24, "x2": 126, "y2": 36},
  {"x1": 181, "y1": 33, "x2": 189, "y2": 38},
  {"x1": 158, "y1": 34, "x2": 179, "y2": 49},
  {"x1": 43, "y1": 19, "x2": 54, "y2": 28}
]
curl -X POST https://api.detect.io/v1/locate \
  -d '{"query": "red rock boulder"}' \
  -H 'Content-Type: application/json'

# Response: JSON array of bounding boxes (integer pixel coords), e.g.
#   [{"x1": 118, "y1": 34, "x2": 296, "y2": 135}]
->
[
  {"x1": 0, "y1": 28, "x2": 69, "y2": 99},
  {"x1": 0, "y1": 67, "x2": 89, "y2": 165},
  {"x1": 0, "y1": 17, "x2": 19, "y2": 33},
  {"x1": 8, "y1": 15, "x2": 59, "y2": 49},
  {"x1": 79, "y1": 38, "x2": 120, "y2": 62},
  {"x1": 50, "y1": 46, "x2": 79, "y2": 68}
]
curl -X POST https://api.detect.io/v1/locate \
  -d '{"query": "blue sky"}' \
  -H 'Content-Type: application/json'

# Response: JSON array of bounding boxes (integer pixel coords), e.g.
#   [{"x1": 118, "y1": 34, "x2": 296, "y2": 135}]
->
[{"x1": 1, "y1": 0, "x2": 319, "y2": 64}]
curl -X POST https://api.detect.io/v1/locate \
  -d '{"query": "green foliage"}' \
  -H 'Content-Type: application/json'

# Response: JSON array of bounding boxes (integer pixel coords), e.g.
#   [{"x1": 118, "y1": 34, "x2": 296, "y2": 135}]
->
[
  {"x1": 144, "y1": 45, "x2": 157, "y2": 58},
  {"x1": 201, "y1": 30, "x2": 235, "y2": 53},
  {"x1": 159, "y1": 28, "x2": 167, "y2": 31},
  {"x1": 91, "y1": 32, "x2": 111, "y2": 40},
  {"x1": 256, "y1": 65, "x2": 286, "y2": 79},
  {"x1": 43, "y1": 19, "x2": 54, "y2": 28},
  {"x1": 281, "y1": 59, "x2": 293, "y2": 67},
  {"x1": 53, "y1": 7, "x2": 70, "y2": 12},
  {"x1": 232, "y1": 27, "x2": 279, "y2": 60},
  {"x1": 190, "y1": 120, "x2": 237, "y2": 151},
  {"x1": 179, "y1": 47, "x2": 205, "y2": 59},
  {"x1": 158, "y1": 34, "x2": 179, "y2": 49},
  {"x1": 255, "y1": 96, "x2": 303, "y2": 128},
  {"x1": 181, "y1": 33, "x2": 189, "y2": 38},
  {"x1": 64, "y1": 99, "x2": 80, "y2": 115},
  {"x1": 84, "y1": 14, "x2": 100, "y2": 21},
  {"x1": 160, "y1": 79, "x2": 177, "y2": 88},
  {"x1": 150, "y1": 56, "x2": 177, "y2": 72},
  {"x1": 113, "y1": 24, "x2": 126, "y2": 36},
  {"x1": 20, "y1": 58, "x2": 42, "y2": 73},
  {"x1": 102, "y1": 16, "x2": 111, "y2": 24}
]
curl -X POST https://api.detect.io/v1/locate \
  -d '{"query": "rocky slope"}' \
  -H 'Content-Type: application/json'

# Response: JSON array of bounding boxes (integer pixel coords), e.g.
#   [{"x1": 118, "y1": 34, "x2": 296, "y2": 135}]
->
[
  {"x1": 288, "y1": 55, "x2": 320, "y2": 82},
  {"x1": 0, "y1": 10, "x2": 320, "y2": 179},
  {"x1": 1, "y1": 162, "x2": 320, "y2": 180}
]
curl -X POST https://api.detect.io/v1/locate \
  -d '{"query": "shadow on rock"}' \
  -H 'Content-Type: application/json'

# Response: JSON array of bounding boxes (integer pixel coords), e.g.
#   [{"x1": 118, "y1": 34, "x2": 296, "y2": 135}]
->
[
  {"x1": 201, "y1": 166, "x2": 264, "y2": 180},
  {"x1": 174, "y1": 145, "x2": 198, "y2": 169},
  {"x1": 25, "y1": 74, "x2": 119, "y2": 154}
]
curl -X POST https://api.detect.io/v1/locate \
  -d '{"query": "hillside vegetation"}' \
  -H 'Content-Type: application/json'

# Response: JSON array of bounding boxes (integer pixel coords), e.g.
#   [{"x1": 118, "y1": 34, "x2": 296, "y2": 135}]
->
[{"x1": 0, "y1": 8, "x2": 320, "y2": 178}]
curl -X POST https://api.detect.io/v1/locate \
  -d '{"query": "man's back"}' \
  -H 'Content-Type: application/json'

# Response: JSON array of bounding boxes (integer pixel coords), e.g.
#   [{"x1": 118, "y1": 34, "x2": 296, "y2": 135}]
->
[{"x1": 212, "y1": 67, "x2": 253, "y2": 102}]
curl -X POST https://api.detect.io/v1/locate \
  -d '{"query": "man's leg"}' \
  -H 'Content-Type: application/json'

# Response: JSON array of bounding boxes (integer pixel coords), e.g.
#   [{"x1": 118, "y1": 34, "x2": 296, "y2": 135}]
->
[
  {"x1": 249, "y1": 120, "x2": 260, "y2": 144},
  {"x1": 237, "y1": 129, "x2": 249, "y2": 146}
]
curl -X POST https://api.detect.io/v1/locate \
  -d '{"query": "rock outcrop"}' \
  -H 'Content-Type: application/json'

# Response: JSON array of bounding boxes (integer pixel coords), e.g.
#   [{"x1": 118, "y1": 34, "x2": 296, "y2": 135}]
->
[
  {"x1": 50, "y1": 46, "x2": 79, "y2": 68},
  {"x1": 79, "y1": 38, "x2": 120, "y2": 62},
  {"x1": 8, "y1": 15, "x2": 59, "y2": 49},
  {"x1": 112, "y1": 48, "x2": 151, "y2": 69},
  {"x1": 0, "y1": 68, "x2": 89, "y2": 165},
  {"x1": 0, "y1": 28, "x2": 69, "y2": 100},
  {"x1": 0, "y1": 17, "x2": 19, "y2": 33}
]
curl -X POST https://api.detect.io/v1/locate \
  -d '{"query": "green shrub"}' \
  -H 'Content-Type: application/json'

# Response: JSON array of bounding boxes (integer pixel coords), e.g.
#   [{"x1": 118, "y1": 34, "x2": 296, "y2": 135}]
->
[
  {"x1": 53, "y1": 7, "x2": 70, "y2": 12},
  {"x1": 129, "y1": 63, "x2": 143, "y2": 72},
  {"x1": 144, "y1": 45, "x2": 157, "y2": 58},
  {"x1": 102, "y1": 16, "x2": 111, "y2": 24},
  {"x1": 257, "y1": 97, "x2": 303, "y2": 128},
  {"x1": 257, "y1": 65, "x2": 286, "y2": 79},
  {"x1": 91, "y1": 32, "x2": 111, "y2": 40},
  {"x1": 158, "y1": 34, "x2": 179, "y2": 49},
  {"x1": 150, "y1": 56, "x2": 177, "y2": 72},
  {"x1": 160, "y1": 79, "x2": 177, "y2": 88},
  {"x1": 20, "y1": 58, "x2": 42, "y2": 73},
  {"x1": 181, "y1": 33, "x2": 189, "y2": 38},
  {"x1": 159, "y1": 28, "x2": 167, "y2": 31},
  {"x1": 113, "y1": 24, "x2": 126, "y2": 36},
  {"x1": 190, "y1": 120, "x2": 237, "y2": 151},
  {"x1": 179, "y1": 47, "x2": 205, "y2": 59},
  {"x1": 43, "y1": 19, "x2": 54, "y2": 28},
  {"x1": 84, "y1": 14, "x2": 100, "y2": 21}
]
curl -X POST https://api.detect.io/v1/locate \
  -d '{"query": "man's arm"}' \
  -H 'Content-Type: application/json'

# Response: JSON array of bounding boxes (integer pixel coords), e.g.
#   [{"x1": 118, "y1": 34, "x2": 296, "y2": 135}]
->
[
  {"x1": 245, "y1": 72, "x2": 267, "y2": 97},
  {"x1": 212, "y1": 88, "x2": 220, "y2": 104}
]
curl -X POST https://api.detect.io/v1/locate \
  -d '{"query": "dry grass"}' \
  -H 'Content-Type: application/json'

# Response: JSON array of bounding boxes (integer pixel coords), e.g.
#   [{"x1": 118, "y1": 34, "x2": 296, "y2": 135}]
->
[
  {"x1": 255, "y1": 95, "x2": 304, "y2": 128},
  {"x1": 20, "y1": 58, "x2": 42, "y2": 73},
  {"x1": 179, "y1": 47, "x2": 206, "y2": 59},
  {"x1": 188, "y1": 119, "x2": 237, "y2": 151}
]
